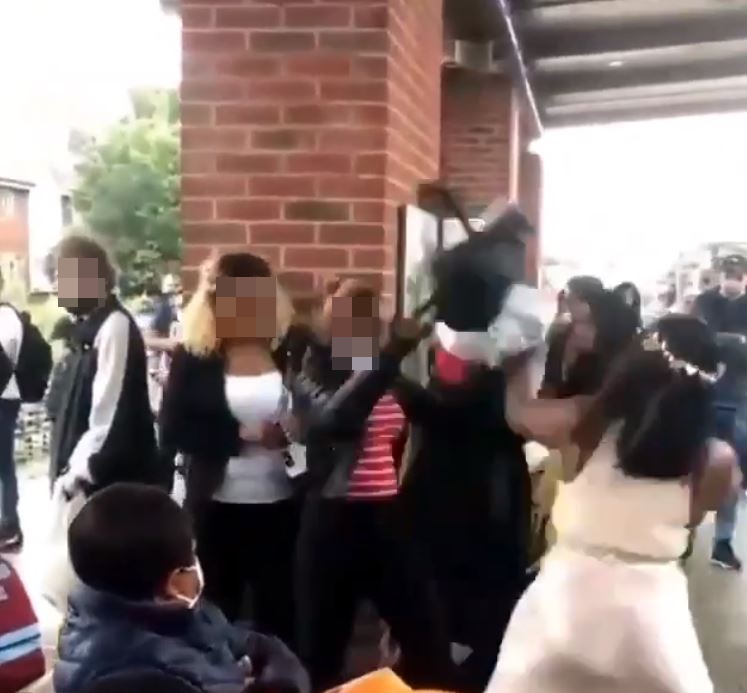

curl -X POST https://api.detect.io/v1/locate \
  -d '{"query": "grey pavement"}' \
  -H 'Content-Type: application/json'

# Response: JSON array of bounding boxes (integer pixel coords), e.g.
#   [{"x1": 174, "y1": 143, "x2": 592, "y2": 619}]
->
[{"x1": 6, "y1": 469, "x2": 747, "y2": 692}]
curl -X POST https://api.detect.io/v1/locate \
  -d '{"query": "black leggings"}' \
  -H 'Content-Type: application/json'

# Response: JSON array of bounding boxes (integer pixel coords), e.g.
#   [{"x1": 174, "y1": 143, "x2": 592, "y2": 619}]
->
[
  {"x1": 296, "y1": 498, "x2": 453, "y2": 692},
  {"x1": 194, "y1": 499, "x2": 299, "y2": 646}
]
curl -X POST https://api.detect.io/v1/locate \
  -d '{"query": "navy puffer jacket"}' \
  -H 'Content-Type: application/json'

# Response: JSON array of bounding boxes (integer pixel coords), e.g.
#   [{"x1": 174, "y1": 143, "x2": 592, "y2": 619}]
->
[{"x1": 54, "y1": 585, "x2": 309, "y2": 693}]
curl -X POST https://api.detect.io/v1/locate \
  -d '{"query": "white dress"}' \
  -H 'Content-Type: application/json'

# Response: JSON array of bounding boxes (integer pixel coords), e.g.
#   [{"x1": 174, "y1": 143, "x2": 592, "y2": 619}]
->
[{"x1": 486, "y1": 429, "x2": 713, "y2": 693}]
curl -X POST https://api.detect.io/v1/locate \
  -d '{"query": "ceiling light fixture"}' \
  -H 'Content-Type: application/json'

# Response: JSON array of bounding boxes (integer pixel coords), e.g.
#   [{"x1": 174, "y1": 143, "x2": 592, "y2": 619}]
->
[{"x1": 609, "y1": 60, "x2": 624, "y2": 68}]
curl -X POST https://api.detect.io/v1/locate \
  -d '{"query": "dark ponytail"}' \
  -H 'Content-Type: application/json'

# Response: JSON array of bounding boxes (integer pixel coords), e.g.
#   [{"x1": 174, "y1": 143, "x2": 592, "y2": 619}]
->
[{"x1": 601, "y1": 315, "x2": 719, "y2": 480}]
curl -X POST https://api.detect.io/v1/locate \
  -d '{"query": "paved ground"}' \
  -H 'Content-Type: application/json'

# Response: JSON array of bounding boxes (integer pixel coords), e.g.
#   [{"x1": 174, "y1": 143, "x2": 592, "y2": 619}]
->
[{"x1": 7, "y1": 468, "x2": 747, "y2": 692}]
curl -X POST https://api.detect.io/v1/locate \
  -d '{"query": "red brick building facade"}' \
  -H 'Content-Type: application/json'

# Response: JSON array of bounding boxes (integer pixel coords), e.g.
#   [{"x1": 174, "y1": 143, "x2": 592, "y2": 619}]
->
[{"x1": 181, "y1": 0, "x2": 541, "y2": 298}]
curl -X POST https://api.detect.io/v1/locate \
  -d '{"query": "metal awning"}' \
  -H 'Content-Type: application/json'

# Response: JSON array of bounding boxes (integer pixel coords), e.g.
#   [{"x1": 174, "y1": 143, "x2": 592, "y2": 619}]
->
[{"x1": 446, "y1": 0, "x2": 747, "y2": 129}]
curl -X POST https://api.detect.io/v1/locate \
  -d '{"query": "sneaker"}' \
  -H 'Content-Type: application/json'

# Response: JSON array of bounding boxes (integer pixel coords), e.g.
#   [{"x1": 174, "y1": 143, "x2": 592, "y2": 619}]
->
[
  {"x1": 0, "y1": 523, "x2": 23, "y2": 552},
  {"x1": 711, "y1": 540, "x2": 743, "y2": 571}
]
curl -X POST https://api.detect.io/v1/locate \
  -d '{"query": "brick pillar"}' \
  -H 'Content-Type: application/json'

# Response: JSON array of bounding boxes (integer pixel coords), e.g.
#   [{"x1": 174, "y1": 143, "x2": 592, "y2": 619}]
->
[
  {"x1": 440, "y1": 70, "x2": 516, "y2": 216},
  {"x1": 519, "y1": 148, "x2": 542, "y2": 285},
  {"x1": 181, "y1": 0, "x2": 443, "y2": 299},
  {"x1": 440, "y1": 69, "x2": 542, "y2": 282}
]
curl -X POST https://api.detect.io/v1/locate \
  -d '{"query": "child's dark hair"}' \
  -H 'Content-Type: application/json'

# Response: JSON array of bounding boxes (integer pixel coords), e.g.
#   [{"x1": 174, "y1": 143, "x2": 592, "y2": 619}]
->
[
  {"x1": 600, "y1": 315, "x2": 719, "y2": 480},
  {"x1": 68, "y1": 483, "x2": 194, "y2": 600}
]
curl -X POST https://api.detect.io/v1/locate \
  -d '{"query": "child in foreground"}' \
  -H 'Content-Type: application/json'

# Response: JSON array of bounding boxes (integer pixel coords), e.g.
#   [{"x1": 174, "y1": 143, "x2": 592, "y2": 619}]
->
[{"x1": 54, "y1": 483, "x2": 310, "y2": 693}]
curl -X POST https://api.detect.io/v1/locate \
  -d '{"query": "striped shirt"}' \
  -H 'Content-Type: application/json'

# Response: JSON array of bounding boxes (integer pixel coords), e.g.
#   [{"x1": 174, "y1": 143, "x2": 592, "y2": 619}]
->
[{"x1": 347, "y1": 393, "x2": 405, "y2": 500}]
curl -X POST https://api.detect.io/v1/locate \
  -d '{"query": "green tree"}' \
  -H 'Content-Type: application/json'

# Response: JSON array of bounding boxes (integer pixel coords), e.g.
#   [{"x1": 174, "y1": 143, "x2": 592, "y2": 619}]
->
[{"x1": 72, "y1": 89, "x2": 180, "y2": 295}]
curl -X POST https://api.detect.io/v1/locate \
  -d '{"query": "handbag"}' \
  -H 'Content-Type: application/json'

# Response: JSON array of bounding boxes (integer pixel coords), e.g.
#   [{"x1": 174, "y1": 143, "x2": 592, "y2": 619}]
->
[{"x1": 40, "y1": 484, "x2": 86, "y2": 612}]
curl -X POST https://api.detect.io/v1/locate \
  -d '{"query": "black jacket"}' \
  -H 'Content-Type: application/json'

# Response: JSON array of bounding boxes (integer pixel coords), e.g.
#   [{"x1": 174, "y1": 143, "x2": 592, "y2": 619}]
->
[
  {"x1": 55, "y1": 585, "x2": 309, "y2": 693},
  {"x1": 696, "y1": 287, "x2": 747, "y2": 335},
  {"x1": 50, "y1": 296, "x2": 161, "y2": 490},
  {"x1": 396, "y1": 366, "x2": 530, "y2": 586},
  {"x1": 159, "y1": 327, "x2": 311, "y2": 503}
]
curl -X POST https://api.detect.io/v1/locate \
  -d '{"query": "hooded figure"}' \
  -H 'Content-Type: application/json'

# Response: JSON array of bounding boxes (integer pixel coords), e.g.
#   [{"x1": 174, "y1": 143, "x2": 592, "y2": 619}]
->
[{"x1": 396, "y1": 208, "x2": 542, "y2": 693}]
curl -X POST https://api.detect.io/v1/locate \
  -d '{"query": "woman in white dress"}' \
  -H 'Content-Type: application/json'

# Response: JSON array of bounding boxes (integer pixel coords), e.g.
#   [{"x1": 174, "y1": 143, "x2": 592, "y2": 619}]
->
[{"x1": 490, "y1": 314, "x2": 741, "y2": 693}]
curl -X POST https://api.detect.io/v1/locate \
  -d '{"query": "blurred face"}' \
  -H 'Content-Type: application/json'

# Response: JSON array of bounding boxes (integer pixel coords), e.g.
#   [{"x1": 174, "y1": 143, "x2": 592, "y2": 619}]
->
[
  {"x1": 721, "y1": 270, "x2": 745, "y2": 299},
  {"x1": 566, "y1": 291, "x2": 592, "y2": 323},
  {"x1": 571, "y1": 313, "x2": 597, "y2": 353},
  {"x1": 56, "y1": 256, "x2": 108, "y2": 313},
  {"x1": 619, "y1": 287, "x2": 636, "y2": 308},
  {"x1": 327, "y1": 293, "x2": 380, "y2": 370},
  {"x1": 214, "y1": 275, "x2": 278, "y2": 341},
  {"x1": 162, "y1": 275, "x2": 183, "y2": 303}
]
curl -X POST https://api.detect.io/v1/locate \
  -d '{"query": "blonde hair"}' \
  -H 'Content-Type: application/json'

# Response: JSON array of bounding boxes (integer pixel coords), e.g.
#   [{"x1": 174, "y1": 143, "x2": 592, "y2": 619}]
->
[{"x1": 182, "y1": 253, "x2": 294, "y2": 357}]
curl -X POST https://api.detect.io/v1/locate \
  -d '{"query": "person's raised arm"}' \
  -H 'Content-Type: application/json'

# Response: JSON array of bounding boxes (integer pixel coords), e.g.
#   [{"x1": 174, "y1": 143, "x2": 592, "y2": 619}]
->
[
  {"x1": 302, "y1": 318, "x2": 428, "y2": 442},
  {"x1": 505, "y1": 353, "x2": 590, "y2": 448}
]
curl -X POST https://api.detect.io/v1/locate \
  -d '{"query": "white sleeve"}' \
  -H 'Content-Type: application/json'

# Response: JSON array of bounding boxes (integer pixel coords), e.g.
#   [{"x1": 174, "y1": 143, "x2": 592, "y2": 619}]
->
[
  {"x1": 0, "y1": 306, "x2": 23, "y2": 366},
  {"x1": 67, "y1": 311, "x2": 130, "y2": 481}
]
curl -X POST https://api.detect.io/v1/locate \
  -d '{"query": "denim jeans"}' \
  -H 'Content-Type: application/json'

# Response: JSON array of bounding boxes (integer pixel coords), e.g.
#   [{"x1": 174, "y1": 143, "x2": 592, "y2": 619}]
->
[
  {"x1": 713, "y1": 400, "x2": 747, "y2": 545},
  {"x1": 0, "y1": 398, "x2": 21, "y2": 528}
]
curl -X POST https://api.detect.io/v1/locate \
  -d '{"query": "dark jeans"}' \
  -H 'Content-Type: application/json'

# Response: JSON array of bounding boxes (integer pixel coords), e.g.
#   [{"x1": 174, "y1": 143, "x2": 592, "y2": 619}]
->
[
  {"x1": 0, "y1": 399, "x2": 21, "y2": 528},
  {"x1": 194, "y1": 499, "x2": 299, "y2": 646},
  {"x1": 713, "y1": 402, "x2": 747, "y2": 544},
  {"x1": 296, "y1": 497, "x2": 453, "y2": 692}
]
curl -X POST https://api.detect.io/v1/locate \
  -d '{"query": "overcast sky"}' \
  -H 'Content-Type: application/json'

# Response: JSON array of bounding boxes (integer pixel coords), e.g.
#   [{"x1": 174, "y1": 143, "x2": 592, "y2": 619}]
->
[
  {"x1": 0, "y1": 0, "x2": 180, "y2": 131},
  {"x1": 540, "y1": 112, "x2": 747, "y2": 288}
]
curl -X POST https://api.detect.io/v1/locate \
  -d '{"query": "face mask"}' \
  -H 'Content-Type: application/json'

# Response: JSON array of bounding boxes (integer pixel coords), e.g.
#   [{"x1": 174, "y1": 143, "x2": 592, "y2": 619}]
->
[
  {"x1": 62, "y1": 296, "x2": 105, "y2": 317},
  {"x1": 174, "y1": 561, "x2": 204, "y2": 609},
  {"x1": 350, "y1": 356, "x2": 376, "y2": 372},
  {"x1": 722, "y1": 279, "x2": 744, "y2": 299}
]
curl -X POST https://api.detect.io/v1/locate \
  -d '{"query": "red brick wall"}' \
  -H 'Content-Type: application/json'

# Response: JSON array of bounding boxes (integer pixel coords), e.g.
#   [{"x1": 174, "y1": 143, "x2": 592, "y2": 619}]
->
[
  {"x1": 181, "y1": 0, "x2": 444, "y2": 298},
  {"x1": 439, "y1": 70, "x2": 515, "y2": 215},
  {"x1": 0, "y1": 219, "x2": 27, "y2": 255},
  {"x1": 0, "y1": 187, "x2": 30, "y2": 255}
]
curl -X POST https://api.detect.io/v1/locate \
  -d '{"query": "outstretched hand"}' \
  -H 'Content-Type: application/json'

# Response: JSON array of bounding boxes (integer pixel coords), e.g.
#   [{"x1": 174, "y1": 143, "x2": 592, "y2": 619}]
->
[{"x1": 386, "y1": 316, "x2": 433, "y2": 356}]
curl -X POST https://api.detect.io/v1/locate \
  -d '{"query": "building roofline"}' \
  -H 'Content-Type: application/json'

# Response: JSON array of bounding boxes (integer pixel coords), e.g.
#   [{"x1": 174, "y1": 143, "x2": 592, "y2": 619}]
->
[{"x1": 0, "y1": 177, "x2": 36, "y2": 190}]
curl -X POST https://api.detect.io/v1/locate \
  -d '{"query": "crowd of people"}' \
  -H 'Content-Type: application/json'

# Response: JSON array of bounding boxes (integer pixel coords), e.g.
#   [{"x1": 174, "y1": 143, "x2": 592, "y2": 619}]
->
[{"x1": 0, "y1": 230, "x2": 745, "y2": 693}]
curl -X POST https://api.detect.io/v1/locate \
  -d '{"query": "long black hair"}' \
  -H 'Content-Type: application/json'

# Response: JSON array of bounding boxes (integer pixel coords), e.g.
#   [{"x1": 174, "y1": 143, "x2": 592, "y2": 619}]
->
[
  {"x1": 613, "y1": 281, "x2": 642, "y2": 325},
  {"x1": 600, "y1": 315, "x2": 719, "y2": 480},
  {"x1": 561, "y1": 290, "x2": 639, "y2": 397}
]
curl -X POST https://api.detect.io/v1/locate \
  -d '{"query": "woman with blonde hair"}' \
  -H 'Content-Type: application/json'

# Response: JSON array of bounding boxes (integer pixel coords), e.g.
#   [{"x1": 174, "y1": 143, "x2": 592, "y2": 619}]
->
[{"x1": 160, "y1": 251, "x2": 304, "y2": 644}]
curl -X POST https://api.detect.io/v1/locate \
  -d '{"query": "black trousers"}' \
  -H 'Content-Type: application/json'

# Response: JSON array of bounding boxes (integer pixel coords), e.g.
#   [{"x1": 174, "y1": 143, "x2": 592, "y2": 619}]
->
[
  {"x1": 194, "y1": 499, "x2": 299, "y2": 646},
  {"x1": 296, "y1": 497, "x2": 453, "y2": 692}
]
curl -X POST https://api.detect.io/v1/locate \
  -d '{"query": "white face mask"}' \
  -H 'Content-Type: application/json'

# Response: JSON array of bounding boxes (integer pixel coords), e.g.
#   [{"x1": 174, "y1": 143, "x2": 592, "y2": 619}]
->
[
  {"x1": 722, "y1": 278, "x2": 744, "y2": 299},
  {"x1": 350, "y1": 356, "x2": 376, "y2": 372},
  {"x1": 174, "y1": 561, "x2": 204, "y2": 609}
]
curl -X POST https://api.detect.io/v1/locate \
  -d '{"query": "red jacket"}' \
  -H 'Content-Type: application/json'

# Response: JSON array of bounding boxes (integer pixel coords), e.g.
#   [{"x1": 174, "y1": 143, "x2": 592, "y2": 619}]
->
[{"x1": 0, "y1": 559, "x2": 45, "y2": 692}]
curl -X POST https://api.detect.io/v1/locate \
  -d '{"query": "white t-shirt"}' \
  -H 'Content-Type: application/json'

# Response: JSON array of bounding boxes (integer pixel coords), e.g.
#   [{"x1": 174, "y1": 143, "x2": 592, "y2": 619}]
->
[
  {"x1": 0, "y1": 305, "x2": 23, "y2": 400},
  {"x1": 212, "y1": 372, "x2": 293, "y2": 504}
]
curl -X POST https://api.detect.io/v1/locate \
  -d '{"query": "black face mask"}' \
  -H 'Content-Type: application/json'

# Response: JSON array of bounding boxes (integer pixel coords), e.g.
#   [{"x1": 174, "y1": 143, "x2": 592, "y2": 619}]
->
[{"x1": 62, "y1": 296, "x2": 105, "y2": 318}]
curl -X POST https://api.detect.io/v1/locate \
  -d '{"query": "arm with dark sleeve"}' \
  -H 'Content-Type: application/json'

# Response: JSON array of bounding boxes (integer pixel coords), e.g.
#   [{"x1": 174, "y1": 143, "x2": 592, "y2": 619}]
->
[
  {"x1": 292, "y1": 348, "x2": 405, "y2": 442},
  {"x1": 159, "y1": 346, "x2": 204, "y2": 456}
]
